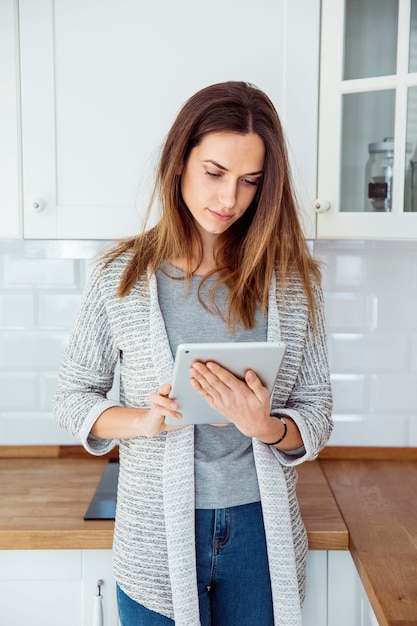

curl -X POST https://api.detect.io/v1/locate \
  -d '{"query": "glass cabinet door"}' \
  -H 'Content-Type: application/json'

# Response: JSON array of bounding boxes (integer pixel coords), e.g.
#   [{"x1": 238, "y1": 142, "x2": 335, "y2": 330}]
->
[
  {"x1": 317, "y1": 0, "x2": 417, "y2": 239},
  {"x1": 343, "y1": 0, "x2": 398, "y2": 80},
  {"x1": 340, "y1": 90, "x2": 395, "y2": 213}
]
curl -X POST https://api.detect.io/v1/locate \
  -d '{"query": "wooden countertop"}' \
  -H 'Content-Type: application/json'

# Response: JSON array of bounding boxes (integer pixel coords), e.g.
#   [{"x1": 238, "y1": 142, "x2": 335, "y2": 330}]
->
[
  {"x1": 0, "y1": 453, "x2": 348, "y2": 551},
  {"x1": 321, "y1": 458, "x2": 417, "y2": 626},
  {"x1": 0, "y1": 458, "x2": 114, "y2": 550},
  {"x1": 2, "y1": 446, "x2": 417, "y2": 625}
]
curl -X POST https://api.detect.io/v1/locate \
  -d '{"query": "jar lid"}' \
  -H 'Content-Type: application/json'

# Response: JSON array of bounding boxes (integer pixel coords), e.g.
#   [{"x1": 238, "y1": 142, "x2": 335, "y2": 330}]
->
[
  {"x1": 368, "y1": 141, "x2": 412, "y2": 153},
  {"x1": 368, "y1": 141, "x2": 394, "y2": 153}
]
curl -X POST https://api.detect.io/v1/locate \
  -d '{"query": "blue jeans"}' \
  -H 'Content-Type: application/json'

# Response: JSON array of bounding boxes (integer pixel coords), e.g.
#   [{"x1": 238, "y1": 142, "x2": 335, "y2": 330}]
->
[{"x1": 117, "y1": 501, "x2": 274, "y2": 625}]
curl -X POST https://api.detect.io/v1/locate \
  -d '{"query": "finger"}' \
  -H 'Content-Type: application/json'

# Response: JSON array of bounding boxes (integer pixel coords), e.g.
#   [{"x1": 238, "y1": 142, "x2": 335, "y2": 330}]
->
[
  {"x1": 189, "y1": 364, "x2": 215, "y2": 393},
  {"x1": 158, "y1": 383, "x2": 172, "y2": 397},
  {"x1": 189, "y1": 375, "x2": 213, "y2": 402},
  {"x1": 149, "y1": 389, "x2": 181, "y2": 419},
  {"x1": 192, "y1": 361, "x2": 239, "y2": 391},
  {"x1": 245, "y1": 369, "x2": 270, "y2": 403}
]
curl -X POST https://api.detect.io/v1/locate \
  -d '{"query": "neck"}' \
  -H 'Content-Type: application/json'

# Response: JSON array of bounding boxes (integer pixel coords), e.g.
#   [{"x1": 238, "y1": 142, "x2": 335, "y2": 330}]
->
[{"x1": 172, "y1": 231, "x2": 218, "y2": 276}]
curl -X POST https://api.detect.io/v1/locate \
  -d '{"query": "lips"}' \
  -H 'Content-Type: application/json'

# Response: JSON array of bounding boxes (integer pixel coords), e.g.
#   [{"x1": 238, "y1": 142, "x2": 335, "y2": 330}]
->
[{"x1": 207, "y1": 209, "x2": 234, "y2": 222}]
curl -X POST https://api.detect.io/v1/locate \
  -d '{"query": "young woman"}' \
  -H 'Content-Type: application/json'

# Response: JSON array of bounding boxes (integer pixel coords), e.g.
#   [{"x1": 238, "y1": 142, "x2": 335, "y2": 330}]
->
[{"x1": 54, "y1": 81, "x2": 333, "y2": 626}]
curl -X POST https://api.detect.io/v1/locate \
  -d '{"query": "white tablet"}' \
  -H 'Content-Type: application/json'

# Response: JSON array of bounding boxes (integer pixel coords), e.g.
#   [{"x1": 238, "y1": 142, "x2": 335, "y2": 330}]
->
[{"x1": 165, "y1": 341, "x2": 286, "y2": 425}]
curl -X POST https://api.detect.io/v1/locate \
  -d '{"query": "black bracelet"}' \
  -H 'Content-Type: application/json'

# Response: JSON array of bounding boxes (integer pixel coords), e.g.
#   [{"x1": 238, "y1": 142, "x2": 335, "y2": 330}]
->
[{"x1": 262, "y1": 415, "x2": 287, "y2": 446}]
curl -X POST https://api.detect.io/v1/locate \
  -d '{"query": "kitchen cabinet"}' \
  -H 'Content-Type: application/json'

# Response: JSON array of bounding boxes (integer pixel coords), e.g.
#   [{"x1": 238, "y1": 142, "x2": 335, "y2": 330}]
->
[
  {"x1": 317, "y1": 0, "x2": 417, "y2": 239},
  {"x1": 328, "y1": 551, "x2": 378, "y2": 626},
  {"x1": 301, "y1": 551, "x2": 328, "y2": 625},
  {"x1": 302, "y1": 551, "x2": 378, "y2": 626},
  {"x1": 0, "y1": 0, "x2": 20, "y2": 238},
  {"x1": 0, "y1": 550, "x2": 118, "y2": 626},
  {"x1": 0, "y1": 549, "x2": 374, "y2": 626},
  {"x1": 16, "y1": 0, "x2": 319, "y2": 240}
]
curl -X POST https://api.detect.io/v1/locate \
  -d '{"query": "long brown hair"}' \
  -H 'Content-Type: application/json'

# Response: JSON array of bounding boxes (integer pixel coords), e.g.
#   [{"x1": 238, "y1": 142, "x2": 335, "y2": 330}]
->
[{"x1": 102, "y1": 81, "x2": 321, "y2": 329}]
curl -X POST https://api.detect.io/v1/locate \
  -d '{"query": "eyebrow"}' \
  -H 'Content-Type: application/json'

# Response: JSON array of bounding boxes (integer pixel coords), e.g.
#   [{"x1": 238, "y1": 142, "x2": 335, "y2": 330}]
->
[{"x1": 203, "y1": 159, "x2": 263, "y2": 176}]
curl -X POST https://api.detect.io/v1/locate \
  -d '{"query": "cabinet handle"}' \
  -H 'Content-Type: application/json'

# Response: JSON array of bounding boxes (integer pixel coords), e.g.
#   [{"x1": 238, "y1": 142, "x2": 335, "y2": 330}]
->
[
  {"x1": 314, "y1": 199, "x2": 331, "y2": 213},
  {"x1": 32, "y1": 200, "x2": 45, "y2": 212},
  {"x1": 93, "y1": 579, "x2": 104, "y2": 626}
]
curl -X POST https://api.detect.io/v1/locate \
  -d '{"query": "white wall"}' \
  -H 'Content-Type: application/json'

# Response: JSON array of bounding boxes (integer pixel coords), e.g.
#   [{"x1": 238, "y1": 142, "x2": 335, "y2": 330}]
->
[{"x1": 0, "y1": 238, "x2": 416, "y2": 446}]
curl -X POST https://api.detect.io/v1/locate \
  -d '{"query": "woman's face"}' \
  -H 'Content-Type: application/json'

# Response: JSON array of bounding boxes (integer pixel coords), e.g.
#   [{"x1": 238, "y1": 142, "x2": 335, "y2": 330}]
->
[{"x1": 180, "y1": 131, "x2": 265, "y2": 241}]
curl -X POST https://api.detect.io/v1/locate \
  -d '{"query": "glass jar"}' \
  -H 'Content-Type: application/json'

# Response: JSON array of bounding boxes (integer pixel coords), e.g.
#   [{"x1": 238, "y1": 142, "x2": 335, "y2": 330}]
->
[{"x1": 365, "y1": 139, "x2": 394, "y2": 211}]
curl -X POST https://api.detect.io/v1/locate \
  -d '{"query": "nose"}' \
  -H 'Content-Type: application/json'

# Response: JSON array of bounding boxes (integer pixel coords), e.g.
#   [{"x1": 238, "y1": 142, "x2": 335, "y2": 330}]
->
[{"x1": 218, "y1": 179, "x2": 238, "y2": 209}]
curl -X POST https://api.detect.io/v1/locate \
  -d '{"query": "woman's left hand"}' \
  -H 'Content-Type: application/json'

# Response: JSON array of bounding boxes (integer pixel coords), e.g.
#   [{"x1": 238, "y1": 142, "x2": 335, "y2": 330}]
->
[{"x1": 189, "y1": 360, "x2": 272, "y2": 438}]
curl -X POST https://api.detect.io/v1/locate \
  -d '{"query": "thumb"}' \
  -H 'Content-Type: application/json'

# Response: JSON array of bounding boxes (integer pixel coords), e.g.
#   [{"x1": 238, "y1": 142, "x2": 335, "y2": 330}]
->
[
  {"x1": 245, "y1": 369, "x2": 263, "y2": 391},
  {"x1": 245, "y1": 370, "x2": 270, "y2": 404},
  {"x1": 159, "y1": 383, "x2": 172, "y2": 397}
]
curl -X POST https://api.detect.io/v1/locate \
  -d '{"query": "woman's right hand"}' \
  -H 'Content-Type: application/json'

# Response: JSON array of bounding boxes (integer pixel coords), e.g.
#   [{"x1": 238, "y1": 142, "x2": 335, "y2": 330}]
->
[
  {"x1": 145, "y1": 383, "x2": 184, "y2": 437},
  {"x1": 90, "y1": 384, "x2": 184, "y2": 440}
]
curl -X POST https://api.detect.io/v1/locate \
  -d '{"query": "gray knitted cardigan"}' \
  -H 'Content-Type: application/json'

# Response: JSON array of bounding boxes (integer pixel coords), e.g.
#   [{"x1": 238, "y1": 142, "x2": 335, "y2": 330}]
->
[{"x1": 54, "y1": 253, "x2": 333, "y2": 626}]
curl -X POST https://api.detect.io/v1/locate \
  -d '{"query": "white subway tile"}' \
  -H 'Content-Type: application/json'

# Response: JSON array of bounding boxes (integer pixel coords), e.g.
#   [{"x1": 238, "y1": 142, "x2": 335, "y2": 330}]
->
[
  {"x1": 315, "y1": 241, "x2": 417, "y2": 292},
  {"x1": 0, "y1": 293, "x2": 36, "y2": 328},
  {"x1": 2, "y1": 256, "x2": 77, "y2": 288},
  {"x1": 0, "y1": 373, "x2": 38, "y2": 410},
  {"x1": 0, "y1": 413, "x2": 78, "y2": 445},
  {"x1": 362, "y1": 252, "x2": 417, "y2": 291},
  {"x1": 331, "y1": 374, "x2": 367, "y2": 413},
  {"x1": 324, "y1": 293, "x2": 370, "y2": 330},
  {"x1": 370, "y1": 375, "x2": 417, "y2": 412},
  {"x1": 412, "y1": 335, "x2": 417, "y2": 373},
  {"x1": 39, "y1": 373, "x2": 59, "y2": 411},
  {"x1": 409, "y1": 415, "x2": 417, "y2": 446},
  {"x1": 0, "y1": 332, "x2": 68, "y2": 371},
  {"x1": 328, "y1": 415, "x2": 409, "y2": 446},
  {"x1": 328, "y1": 334, "x2": 410, "y2": 373},
  {"x1": 373, "y1": 293, "x2": 417, "y2": 330},
  {"x1": 38, "y1": 292, "x2": 82, "y2": 329},
  {"x1": 334, "y1": 254, "x2": 365, "y2": 288}
]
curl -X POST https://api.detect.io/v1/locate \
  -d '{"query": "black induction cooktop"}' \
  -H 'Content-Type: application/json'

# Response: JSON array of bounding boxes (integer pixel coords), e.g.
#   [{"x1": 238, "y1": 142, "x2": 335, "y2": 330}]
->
[{"x1": 84, "y1": 460, "x2": 119, "y2": 520}]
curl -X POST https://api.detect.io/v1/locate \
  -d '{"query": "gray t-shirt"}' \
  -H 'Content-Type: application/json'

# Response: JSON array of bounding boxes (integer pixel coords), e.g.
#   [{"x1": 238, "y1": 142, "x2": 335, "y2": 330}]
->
[{"x1": 156, "y1": 265, "x2": 267, "y2": 509}]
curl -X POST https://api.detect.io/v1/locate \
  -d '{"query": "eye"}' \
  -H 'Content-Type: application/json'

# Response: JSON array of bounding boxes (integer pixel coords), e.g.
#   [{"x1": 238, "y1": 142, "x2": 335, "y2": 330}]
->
[
  {"x1": 242, "y1": 178, "x2": 259, "y2": 186},
  {"x1": 205, "y1": 171, "x2": 221, "y2": 178}
]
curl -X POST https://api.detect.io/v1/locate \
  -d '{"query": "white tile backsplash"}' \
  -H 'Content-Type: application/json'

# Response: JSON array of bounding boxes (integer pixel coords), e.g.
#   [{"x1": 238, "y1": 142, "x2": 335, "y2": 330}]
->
[
  {"x1": 323, "y1": 293, "x2": 370, "y2": 331},
  {"x1": 373, "y1": 293, "x2": 417, "y2": 329},
  {"x1": 0, "y1": 332, "x2": 69, "y2": 371},
  {"x1": 0, "y1": 413, "x2": 76, "y2": 445},
  {"x1": 0, "y1": 293, "x2": 36, "y2": 328},
  {"x1": 315, "y1": 239, "x2": 417, "y2": 447},
  {"x1": 2, "y1": 256, "x2": 78, "y2": 287},
  {"x1": 328, "y1": 415, "x2": 410, "y2": 447},
  {"x1": 370, "y1": 375, "x2": 417, "y2": 412},
  {"x1": 0, "y1": 238, "x2": 416, "y2": 447},
  {"x1": 0, "y1": 373, "x2": 38, "y2": 410},
  {"x1": 330, "y1": 375, "x2": 367, "y2": 413},
  {"x1": 328, "y1": 334, "x2": 411, "y2": 373}
]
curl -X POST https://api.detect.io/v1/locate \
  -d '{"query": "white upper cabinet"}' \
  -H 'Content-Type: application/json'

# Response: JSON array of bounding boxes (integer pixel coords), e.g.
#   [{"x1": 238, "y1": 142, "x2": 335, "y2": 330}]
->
[
  {"x1": 18, "y1": 0, "x2": 320, "y2": 240},
  {"x1": 0, "y1": 0, "x2": 20, "y2": 238},
  {"x1": 317, "y1": 0, "x2": 417, "y2": 239}
]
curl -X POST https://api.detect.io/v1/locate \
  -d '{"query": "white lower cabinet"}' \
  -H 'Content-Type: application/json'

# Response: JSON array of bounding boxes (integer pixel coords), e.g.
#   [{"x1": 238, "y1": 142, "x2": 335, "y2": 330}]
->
[
  {"x1": 328, "y1": 551, "x2": 379, "y2": 626},
  {"x1": 0, "y1": 550, "x2": 118, "y2": 626},
  {"x1": 303, "y1": 551, "x2": 379, "y2": 626},
  {"x1": 302, "y1": 551, "x2": 328, "y2": 625},
  {"x1": 81, "y1": 550, "x2": 119, "y2": 626},
  {"x1": 0, "y1": 549, "x2": 378, "y2": 625}
]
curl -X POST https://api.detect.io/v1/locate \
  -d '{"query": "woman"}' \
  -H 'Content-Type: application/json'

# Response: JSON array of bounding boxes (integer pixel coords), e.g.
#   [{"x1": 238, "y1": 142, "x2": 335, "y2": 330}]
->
[{"x1": 54, "y1": 81, "x2": 333, "y2": 626}]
